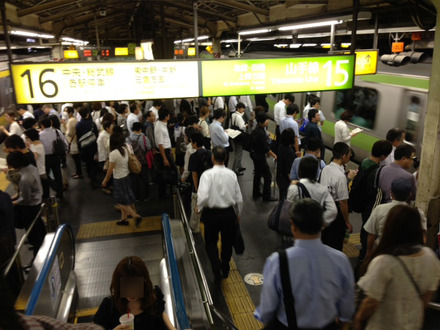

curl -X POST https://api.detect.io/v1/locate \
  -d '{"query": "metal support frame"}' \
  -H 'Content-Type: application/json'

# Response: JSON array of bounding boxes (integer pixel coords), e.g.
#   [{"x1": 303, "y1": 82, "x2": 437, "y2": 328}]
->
[{"x1": 194, "y1": 1, "x2": 199, "y2": 59}]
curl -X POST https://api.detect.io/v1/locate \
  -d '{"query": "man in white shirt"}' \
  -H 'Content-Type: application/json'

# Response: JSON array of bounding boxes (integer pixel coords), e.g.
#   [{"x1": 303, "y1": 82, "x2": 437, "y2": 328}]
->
[
  {"x1": 364, "y1": 177, "x2": 427, "y2": 258},
  {"x1": 197, "y1": 147, "x2": 243, "y2": 280},
  {"x1": 274, "y1": 94, "x2": 295, "y2": 149},
  {"x1": 126, "y1": 103, "x2": 140, "y2": 136},
  {"x1": 228, "y1": 96, "x2": 239, "y2": 114},
  {"x1": 42, "y1": 104, "x2": 59, "y2": 118},
  {"x1": 212, "y1": 96, "x2": 225, "y2": 110},
  {"x1": 380, "y1": 128, "x2": 405, "y2": 166},
  {"x1": 154, "y1": 108, "x2": 176, "y2": 198},
  {"x1": 17, "y1": 105, "x2": 34, "y2": 120},
  {"x1": 319, "y1": 142, "x2": 354, "y2": 251},
  {"x1": 280, "y1": 104, "x2": 301, "y2": 156},
  {"x1": 149, "y1": 100, "x2": 163, "y2": 122}
]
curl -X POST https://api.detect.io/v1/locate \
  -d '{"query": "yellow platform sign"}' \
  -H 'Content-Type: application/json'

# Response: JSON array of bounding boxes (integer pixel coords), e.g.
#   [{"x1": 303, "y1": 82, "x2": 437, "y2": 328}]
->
[{"x1": 355, "y1": 50, "x2": 378, "y2": 75}]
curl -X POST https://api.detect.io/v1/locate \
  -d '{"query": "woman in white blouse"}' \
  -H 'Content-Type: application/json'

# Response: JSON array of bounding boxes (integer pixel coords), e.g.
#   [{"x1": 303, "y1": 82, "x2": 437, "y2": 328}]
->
[
  {"x1": 334, "y1": 110, "x2": 360, "y2": 147},
  {"x1": 354, "y1": 205, "x2": 440, "y2": 330},
  {"x1": 198, "y1": 106, "x2": 211, "y2": 149},
  {"x1": 1, "y1": 110, "x2": 23, "y2": 137}
]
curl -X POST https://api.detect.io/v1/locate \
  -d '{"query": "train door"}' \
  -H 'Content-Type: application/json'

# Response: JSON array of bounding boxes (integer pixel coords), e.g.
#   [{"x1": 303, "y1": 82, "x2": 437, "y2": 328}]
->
[{"x1": 400, "y1": 91, "x2": 427, "y2": 156}]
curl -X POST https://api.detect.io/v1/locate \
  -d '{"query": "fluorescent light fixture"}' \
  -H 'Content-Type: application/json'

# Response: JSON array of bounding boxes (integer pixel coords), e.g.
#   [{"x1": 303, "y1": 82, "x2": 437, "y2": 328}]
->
[
  {"x1": 341, "y1": 42, "x2": 351, "y2": 48},
  {"x1": 289, "y1": 43, "x2": 302, "y2": 48},
  {"x1": 11, "y1": 30, "x2": 54, "y2": 39},
  {"x1": 238, "y1": 28, "x2": 271, "y2": 35},
  {"x1": 247, "y1": 37, "x2": 277, "y2": 42},
  {"x1": 278, "y1": 19, "x2": 342, "y2": 31},
  {"x1": 182, "y1": 38, "x2": 194, "y2": 42},
  {"x1": 302, "y1": 43, "x2": 318, "y2": 47},
  {"x1": 321, "y1": 43, "x2": 331, "y2": 48},
  {"x1": 221, "y1": 39, "x2": 239, "y2": 43},
  {"x1": 174, "y1": 40, "x2": 182, "y2": 44},
  {"x1": 197, "y1": 35, "x2": 209, "y2": 40},
  {"x1": 61, "y1": 37, "x2": 89, "y2": 46},
  {"x1": 274, "y1": 44, "x2": 289, "y2": 48},
  {"x1": 225, "y1": 44, "x2": 231, "y2": 48}
]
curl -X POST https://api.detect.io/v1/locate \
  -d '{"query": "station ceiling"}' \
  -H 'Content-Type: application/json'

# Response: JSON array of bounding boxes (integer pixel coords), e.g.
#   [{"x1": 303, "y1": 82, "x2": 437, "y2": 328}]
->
[{"x1": 2, "y1": 0, "x2": 437, "y2": 46}]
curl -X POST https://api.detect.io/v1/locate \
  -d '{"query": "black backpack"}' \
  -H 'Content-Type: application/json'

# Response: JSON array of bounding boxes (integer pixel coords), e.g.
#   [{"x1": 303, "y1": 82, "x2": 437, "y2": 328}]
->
[
  {"x1": 199, "y1": 149, "x2": 213, "y2": 173},
  {"x1": 348, "y1": 163, "x2": 379, "y2": 213}
]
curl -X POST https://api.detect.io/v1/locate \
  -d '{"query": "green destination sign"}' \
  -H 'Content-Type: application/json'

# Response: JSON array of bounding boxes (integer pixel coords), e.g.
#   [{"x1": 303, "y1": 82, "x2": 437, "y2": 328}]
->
[{"x1": 201, "y1": 55, "x2": 355, "y2": 96}]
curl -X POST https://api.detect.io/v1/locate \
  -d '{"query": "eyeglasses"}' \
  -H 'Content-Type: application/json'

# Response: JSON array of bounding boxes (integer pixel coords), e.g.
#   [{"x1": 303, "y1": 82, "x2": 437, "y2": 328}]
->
[{"x1": 411, "y1": 156, "x2": 417, "y2": 162}]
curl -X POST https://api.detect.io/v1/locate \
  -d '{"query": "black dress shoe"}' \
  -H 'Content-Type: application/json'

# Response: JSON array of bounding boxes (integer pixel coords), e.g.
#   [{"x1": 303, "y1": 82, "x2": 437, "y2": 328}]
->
[
  {"x1": 235, "y1": 171, "x2": 244, "y2": 176},
  {"x1": 252, "y1": 193, "x2": 262, "y2": 199},
  {"x1": 238, "y1": 167, "x2": 246, "y2": 172},
  {"x1": 263, "y1": 196, "x2": 278, "y2": 202}
]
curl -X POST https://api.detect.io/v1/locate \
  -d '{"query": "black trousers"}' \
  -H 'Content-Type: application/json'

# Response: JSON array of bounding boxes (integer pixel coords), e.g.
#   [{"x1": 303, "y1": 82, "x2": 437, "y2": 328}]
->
[
  {"x1": 14, "y1": 204, "x2": 46, "y2": 258},
  {"x1": 321, "y1": 203, "x2": 346, "y2": 251},
  {"x1": 252, "y1": 154, "x2": 272, "y2": 198},
  {"x1": 156, "y1": 149, "x2": 176, "y2": 197},
  {"x1": 202, "y1": 207, "x2": 237, "y2": 276},
  {"x1": 45, "y1": 154, "x2": 63, "y2": 198},
  {"x1": 79, "y1": 144, "x2": 98, "y2": 182}
]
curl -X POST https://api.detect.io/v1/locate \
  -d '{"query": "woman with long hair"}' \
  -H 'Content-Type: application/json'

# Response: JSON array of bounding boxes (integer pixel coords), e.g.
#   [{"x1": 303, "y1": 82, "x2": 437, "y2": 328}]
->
[
  {"x1": 354, "y1": 204, "x2": 440, "y2": 330},
  {"x1": 93, "y1": 256, "x2": 175, "y2": 330},
  {"x1": 102, "y1": 128, "x2": 141, "y2": 226}
]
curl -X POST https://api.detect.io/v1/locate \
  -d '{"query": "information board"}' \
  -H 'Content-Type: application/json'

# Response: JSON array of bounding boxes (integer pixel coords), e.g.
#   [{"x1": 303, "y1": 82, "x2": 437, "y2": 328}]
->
[
  {"x1": 201, "y1": 55, "x2": 355, "y2": 96},
  {"x1": 11, "y1": 61, "x2": 199, "y2": 103},
  {"x1": 355, "y1": 50, "x2": 378, "y2": 75}
]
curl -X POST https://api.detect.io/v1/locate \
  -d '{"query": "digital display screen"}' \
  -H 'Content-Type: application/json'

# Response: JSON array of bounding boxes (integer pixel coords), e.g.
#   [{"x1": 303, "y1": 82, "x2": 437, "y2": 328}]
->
[
  {"x1": 11, "y1": 61, "x2": 200, "y2": 103},
  {"x1": 201, "y1": 55, "x2": 355, "y2": 96}
]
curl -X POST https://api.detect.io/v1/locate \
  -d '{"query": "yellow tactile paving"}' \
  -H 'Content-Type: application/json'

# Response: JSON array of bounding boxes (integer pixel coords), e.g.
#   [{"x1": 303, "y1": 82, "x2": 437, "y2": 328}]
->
[
  {"x1": 76, "y1": 216, "x2": 162, "y2": 240},
  {"x1": 0, "y1": 171, "x2": 9, "y2": 191},
  {"x1": 343, "y1": 233, "x2": 360, "y2": 258},
  {"x1": 221, "y1": 259, "x2": 263, "y2": 330},
  {"x1": 75, "y1": 307, "x2": 98, "y2": 318}
]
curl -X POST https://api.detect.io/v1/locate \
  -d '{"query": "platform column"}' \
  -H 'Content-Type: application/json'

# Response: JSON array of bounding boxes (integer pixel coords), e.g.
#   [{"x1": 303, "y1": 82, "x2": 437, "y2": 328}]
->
[{"x1": 416, "y1": 1, "x2": 440, "y2": 215}]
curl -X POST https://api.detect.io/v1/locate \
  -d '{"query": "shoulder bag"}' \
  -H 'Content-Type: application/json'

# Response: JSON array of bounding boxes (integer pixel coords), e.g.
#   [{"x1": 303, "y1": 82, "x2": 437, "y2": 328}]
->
[{"x1": 126, "y1": 144, "x2": 142, "y2": 174}]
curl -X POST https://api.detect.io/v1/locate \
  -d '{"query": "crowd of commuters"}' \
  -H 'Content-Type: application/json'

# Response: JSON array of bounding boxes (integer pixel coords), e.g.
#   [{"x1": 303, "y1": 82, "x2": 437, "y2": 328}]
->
[{"x1": 0, "y1": 94, "x2": 438, "y2": 329}]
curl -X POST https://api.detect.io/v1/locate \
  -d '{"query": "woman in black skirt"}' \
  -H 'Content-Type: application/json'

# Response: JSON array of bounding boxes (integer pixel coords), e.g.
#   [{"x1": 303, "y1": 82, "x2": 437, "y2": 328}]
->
[{"x1": 102, "y1": 128, "x2": 142, "y2": 226}]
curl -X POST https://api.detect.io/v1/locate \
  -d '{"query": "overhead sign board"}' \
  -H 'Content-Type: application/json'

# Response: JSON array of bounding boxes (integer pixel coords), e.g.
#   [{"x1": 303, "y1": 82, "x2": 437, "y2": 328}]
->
[
  {"x1": 201, "y1": 55, "x2": 355, "y2": 97},
  {"x1": 11, "y1": 61, "x2": 200, "y2": 103},
  {"x1": 355, "y1": 50, "x2": 378, "y2": 75}
]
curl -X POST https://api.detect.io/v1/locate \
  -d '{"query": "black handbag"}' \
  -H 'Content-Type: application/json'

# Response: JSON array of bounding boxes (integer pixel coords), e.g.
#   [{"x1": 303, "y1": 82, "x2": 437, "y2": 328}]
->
[{"x1": 233, "y1": 224, "x2": 245, "y2": 255}]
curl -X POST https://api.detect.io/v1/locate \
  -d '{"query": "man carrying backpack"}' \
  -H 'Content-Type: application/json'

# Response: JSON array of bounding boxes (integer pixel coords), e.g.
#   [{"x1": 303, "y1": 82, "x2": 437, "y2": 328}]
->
[
  {"x1": 188, "y1": 132, "x2": 213, "y2": 233},
  {"x1": 349, "y1": 140, "x2": 392, "y2": 260}
]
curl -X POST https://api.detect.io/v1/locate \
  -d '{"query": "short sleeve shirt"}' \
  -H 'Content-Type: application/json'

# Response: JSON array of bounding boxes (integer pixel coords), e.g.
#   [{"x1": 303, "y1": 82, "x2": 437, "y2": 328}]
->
[
  {"x1": 109, "y1": 148, "x2": 130, "y2": 179},
  {"x1": 319, "y1": 162, "x2": 348, "y2": 201}
]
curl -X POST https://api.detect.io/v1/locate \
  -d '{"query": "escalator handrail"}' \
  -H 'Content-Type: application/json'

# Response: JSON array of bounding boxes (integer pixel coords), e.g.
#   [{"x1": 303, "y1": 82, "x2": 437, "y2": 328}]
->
[
  {"x1": 25, "y1": 224, "x2": 75, "y2": 315},
  {"x1": 162, "y1": 213, "x2": 192, "y2": 330}
]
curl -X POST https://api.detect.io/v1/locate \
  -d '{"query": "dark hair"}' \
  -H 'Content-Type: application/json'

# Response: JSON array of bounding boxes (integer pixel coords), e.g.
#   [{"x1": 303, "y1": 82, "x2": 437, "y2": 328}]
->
[
  {"x1": 187, "y1": 115, "x2": 199, "y2": 126},
  {"x1": 386, "y1": 128, "x2": 405, "y2": 143},
  {"x1": 306, "y1": 137, "x2": 322, "y2": 152},
  {"x1": 66, "y1": 106, "x2": 75, "y2": 116},
  {"x1": 298, "y1": 157, "x2": 319, "y2": 182},
  {"x1": 212, "y1": 146, "x2": 226, "y2": 163},
  {"x1": 131, "y1": 122, "x2": 143, "y2": 132},
  {"x1": 213, "y1": 108, "x2": 225, "y2": 120},
  {"x1": 152, "y1": 100, "x2": 162, "y2": 108},
  {"x1": 146, "y1": 110, "x2": 154, "y2": 118},
  {"x1": 254, "y1": 105, "x2": 266, "y2": 114},
  {"x1": 280, "y1": 128, "x2": 295, "y2": 146},
  {"x1": 200, "y1": 106, "x2": 210, "y2": 117},
  {"x1": 102, "y1": 113, "x2": 114, "y2": 124},
  {"x1": 332, "y1": 142, "x2": 350, "y2": 159},
  {"x1": 79, "y1": 107, "x2": 90, "y2": 119},
  {"x1": 39, "y1": 115, "x2": 51, "y2": 129},
  {"x1": 284, "y1": 94, "x2": 295, "y2": 103},
  {"x1": 102, "y1": 120, "x2": 113, "y2": 131},
  {"x1": 100, "y1": 108, "x2": 109, "y2": 117},
  {"x1": 73, "y1": 102, "x2": 83, "y2": 109},
  {"x1": 371, "y1": 140, "x2": 392, "y2": 158},
  {"x1": 117, "y1": 103, "x2": 128, "y2": 115},
  {"x1": 5, "y1": 134, "x2": 25, "y2": 149},
  {"x1": 308, "y1": 109, "x2": 318, "y2": 122},
  {"x1": 286, "y1": 104, "x2": 299, "y2": 116},
  {"x1": 190, "y1": 132, "x2": 204, "y2": 147},
  {"x1": 17, "y1": 104, "x2": 26, "y2": 111},
  {"x1": 0, "y1": 275, "x2": 22, "y2": 329},
  {"x1": 109, "y1": 131, "x2": 126, "y2": 156},
  {"x1": 129, "y1": 103, "x2": 138, "y2": 113},
  {"x1": 5, "y1": 110, "x2": 16, "y2": 119},
  {"x1": 158, "y1": 108, "x2": 170, "y2": 121},
  {"x1": 340, "y1": 110, "x2": 353, "y2": 121},
  {"x1": 185, "y1": 126, "x2": 197, "y2": 141},
  {"x1": 110, "y1": 256, "x2": 156, "y2": 314},
  {"x1": 236, "y1": 102, "x2": 246, "y2": 110},
  {"x1": 309, "y1": 95, "x2": 320, "y2": 107},
  {"x1": 256, "y1": 113, "x2": 268, "y2": 124},
  {"x1": 24, "y1": 128, "x2": 40, "y2": 141},
  {"x1": 394, "y1": 144, "x2": 415, "y2": 160},
  {"x1": 7, "y1": 151, "x2": 30, "y2": 168},
  {"x1": 22, "y1": 117, "x2": 36, "y2": 130},
  {"x1": 49, "y1": 114, "x2": 61, "y2": 129},
  {"x1": 91, "y1": 102, "x2": 102, "y2": 111},
  {"x1": 368, "y1": 205, "x2": 423, "y2": 260},
  {"x1": 289, "y1": 198, "x2": 323, "y2": 235}
]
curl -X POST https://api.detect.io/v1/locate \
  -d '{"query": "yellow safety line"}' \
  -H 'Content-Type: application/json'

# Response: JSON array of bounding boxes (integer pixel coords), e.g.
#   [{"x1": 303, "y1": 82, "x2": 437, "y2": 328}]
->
[
  {"x1": 0, "y1": 70, "x2": 10, "y2": 78},
  {"x1": 0, "y1": 172, "x2": 9, "y2": 191},
  {"x1": 75, "y1": 307, "x2": 99, "y2": 318},
  {"x1": 76, "y1": 215, "x2": 162, "y2": 240}
]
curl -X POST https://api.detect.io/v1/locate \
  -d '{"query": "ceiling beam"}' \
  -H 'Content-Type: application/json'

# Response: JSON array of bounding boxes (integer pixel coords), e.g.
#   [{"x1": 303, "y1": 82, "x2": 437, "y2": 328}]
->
[
  {"x1": 162, "y1": 1, "x2": 236, "y2": 22},
  {"x1": 164, "y1": 17, "x2": 194, "y2": 29},
  {"x1": 17, "y1": 0, "x2": 84, "y2": 17},
  {"x1": 39, "y1": 4, "x2": 97, "y2": 24},
  {"x1": 211, "y1": 0, "x2": 269, "y2": 16}
]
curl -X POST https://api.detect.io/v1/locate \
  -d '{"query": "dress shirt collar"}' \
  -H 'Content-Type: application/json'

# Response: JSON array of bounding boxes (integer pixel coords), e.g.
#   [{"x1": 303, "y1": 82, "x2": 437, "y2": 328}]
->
[
  {"x1": 213, "y1": 164, "x2": 225, "y2": 169},
  {"x1": 329, "y1": 161, "x2": 345, "y2": 174},
  {"x1": 294, "y1": 238, "x2": 322, "y2": 248}
]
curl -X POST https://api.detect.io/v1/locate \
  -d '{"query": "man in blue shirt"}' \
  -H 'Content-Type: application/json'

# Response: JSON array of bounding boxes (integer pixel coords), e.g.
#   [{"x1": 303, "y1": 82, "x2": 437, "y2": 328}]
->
[
  {"x1": 290, "y1": 138, "x2": 326, "y2": 181},
  {"x1": 255, "y1": 198, "x2": 354, "y2": 328},
  {"x1": 304, "y1": 108, "x2": 324, "y2": 158}
]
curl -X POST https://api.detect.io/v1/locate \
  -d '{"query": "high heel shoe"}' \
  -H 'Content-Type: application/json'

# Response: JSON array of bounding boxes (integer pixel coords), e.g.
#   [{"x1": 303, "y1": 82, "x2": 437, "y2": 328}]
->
[{"x1": 116, "y1": 218, "x2": 129, "y2": 226}]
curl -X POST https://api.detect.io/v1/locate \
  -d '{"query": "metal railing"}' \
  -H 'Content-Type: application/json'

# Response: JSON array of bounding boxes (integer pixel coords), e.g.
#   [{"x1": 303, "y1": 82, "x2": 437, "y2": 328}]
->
[{"x1": 173, "y1": 187, "x2": 238, "y2": 329}]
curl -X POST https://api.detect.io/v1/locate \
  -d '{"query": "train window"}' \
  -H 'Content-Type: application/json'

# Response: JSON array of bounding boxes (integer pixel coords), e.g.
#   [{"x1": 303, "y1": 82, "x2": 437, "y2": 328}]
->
[
  {"x1": 333, "y1": 87, "x2": 377, "y2": 129},
  {"x1": 404, "y1": 95, "x2": 421, "y2": 143}
]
